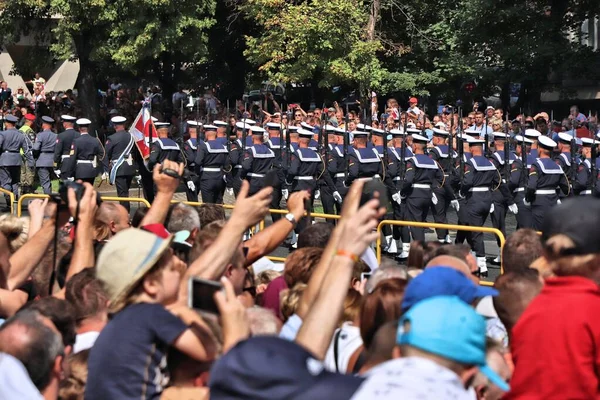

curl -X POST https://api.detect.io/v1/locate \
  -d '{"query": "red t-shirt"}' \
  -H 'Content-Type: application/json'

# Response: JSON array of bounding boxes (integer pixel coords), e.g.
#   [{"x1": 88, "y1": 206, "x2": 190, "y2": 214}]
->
[{"x1": 506, "y1": 276, "x2": 600, "y2": 399}]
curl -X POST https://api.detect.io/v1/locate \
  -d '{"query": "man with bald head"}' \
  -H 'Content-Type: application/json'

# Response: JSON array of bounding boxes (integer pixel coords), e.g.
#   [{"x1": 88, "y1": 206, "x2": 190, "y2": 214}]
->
[{"x1": 94, "y1": 202, "x2": 131, "y2": 241}]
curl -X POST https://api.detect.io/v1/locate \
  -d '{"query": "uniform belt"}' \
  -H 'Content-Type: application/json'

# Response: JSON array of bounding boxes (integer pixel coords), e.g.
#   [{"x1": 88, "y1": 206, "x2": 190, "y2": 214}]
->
[
  {"x1": 3, "y1": 150, "x2": 19, "y2": 153},
  {"x1": 513, "y1": 187, "x2": 525, "y2": 193},
  {"x1": 372, "y1": 174, "x2": 381, "y2": 179},
  {"x1": 294, "y1": 176, "x2": 314, "y2": 180},
  {"x1": 581, "y1": 190, "x2": 592, "y2": 195},
  {"x1": 469, "y1": 187, "x2": 489, "y2": 192},
  {"x1": 202, "y1": 167, "x2": 221, "y2": 172},
  {"x1": 393, "y1": 177, "x2": 402, "y2": 181},
  {"x1": 535, "y1": 189, "x2": 556, "y2": 195},
  {"x1": 76, "y1": 160, "x2": 93, "y2": 164},
  {"x1": 61, "y1": 155, "x2": 70, "y2": 159},
  {"x1": 335, "y1": 172, "x2": 345, "y2": 178},
  {"x1": 234, "y1": 165, "x2": 242, "y2": 169},
  {"x1": 412, "y1": 184, "x2": 431, "y2": 189},
  {"x1": 247, "y1": 172, "x2": 265, "y2": 178},
  {"x1": 444, "y1": 174, "x2": 449, "y2": 177}
]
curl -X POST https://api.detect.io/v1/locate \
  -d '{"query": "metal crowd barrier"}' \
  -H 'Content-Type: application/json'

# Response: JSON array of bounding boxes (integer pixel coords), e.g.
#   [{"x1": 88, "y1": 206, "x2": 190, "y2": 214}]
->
[
  {"x1": 0, "y1": 188, "x2": 16, "y2": 215},
  {"x1": 17, "y1": 194, "x2": 151, "y2": 217},
  {"x1": 376, "y1": 220, "x2": 506, "y2": 286}
]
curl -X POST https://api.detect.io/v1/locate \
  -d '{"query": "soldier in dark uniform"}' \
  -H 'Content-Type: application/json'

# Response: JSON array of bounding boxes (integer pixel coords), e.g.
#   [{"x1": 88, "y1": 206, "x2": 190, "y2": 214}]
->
[
  {"x1": 388, "y1": 128, "x2": 413, "y2": 259},
  {"x1": 227, "y1": 122, "x2": 250, "y2": 197},
  {"x1": 300, "y1": 122, "x2": 318, "y2": 150},
  {"x1": 280, "y1": 125, "x2": 300, "y2": 201},
  {"x1": 525, "y1": 136, "x2": 570, "y2": 231},
  {"x1": 69, "y1": 118, "x2": 102, "y2": 185},
  {"x1": 106, "y1": 116, "x2": 137, "y2": 211},
  {"x1": 241, "y1": 126, "x2": 275, "y2": 196},
  {"x1": 429, "y1": 127, "x2": 455, "y2": 244},
  {"x1": 574, "y1": 137, "x2": 600, "y2": 196},
  {"x1": 0, "y1": 114, "x2": 32, "y2": 203},
  {"x1": 555, "y1": 132, "x2": 578, "y2": 198},
  {"x1": 328, "y1": 127, "x2": 346, "y2": 210},
  {"x1": 265, "y1": 122, "x2": 285, "y2": 221},
  {"x1": 401, "y1": 133, "x2": 443, "y2": 243},
  {"x1": 214, "y1": 120, "x2": 228, "y2": 145},
  {"x1": 195, "y1": 124, "x2": 230, "y2": 204},
  {"x1": 54, "y1": 114, "x2": 79, "y2": 179},
  {"x1": 509, "y1": 135, "x2": 534, "y2": 229},
  {"x1": 488, "y1": 132, "x2": 518, "y2": 264},
  {"x1": 32, "y1": 116, "x2": 57, "y2": 194},
  {"x1": 183, "y1": 121, "x2": 201, "y2": 201},
  {"x1": 345, "y1": 130, "x2": 383, "y2": 185},
  {"x1": 524, "y1": 129, "x2": 541, "y2": 159},
  {"x1": 317, "y1": 125, "x2": 339, "y2": 219},
  {"x1": 286, "y1": 128, "x2": 335, "y2": 235}
]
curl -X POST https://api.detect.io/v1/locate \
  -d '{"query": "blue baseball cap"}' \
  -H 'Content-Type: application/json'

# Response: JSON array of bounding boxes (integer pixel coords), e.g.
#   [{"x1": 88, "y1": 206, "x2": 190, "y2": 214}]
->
[
  {"x1": 401, "y1": 266, "x2": 498, "y2": 312},
  {"x1": 398, "y1": 296, "x2": 510, "y2": 392},
  {"x1": 209, "y1": 336, "x2": 364, "y2": 399}
]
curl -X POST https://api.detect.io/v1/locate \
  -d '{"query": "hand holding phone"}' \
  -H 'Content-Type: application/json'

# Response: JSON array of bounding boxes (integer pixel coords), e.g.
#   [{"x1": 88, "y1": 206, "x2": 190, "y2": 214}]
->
[{"x1": 188, "y1": 277, "x2": 223, "y2": 315}]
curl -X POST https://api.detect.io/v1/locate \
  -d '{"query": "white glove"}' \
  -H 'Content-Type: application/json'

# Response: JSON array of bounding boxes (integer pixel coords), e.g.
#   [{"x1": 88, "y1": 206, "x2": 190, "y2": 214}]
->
[
  {"x1": 282, "y1": 189, "x2": 289, "y2": 200},
  {"x1": 67, "y1": 177, "x2": 74, "y2": 182},
  {"x1": 431, "y1": 193, "x2": 438, "y2": 205},
  {"x1": 450, "y1": 199, "x2": 460, "y2": 211},
  {"x1": 557, "y1": 199, "x2": 562, "y2": 205},
  {"x1": 392, "y1": 192, "x2": 402, "y2": 205},
  {"x1": 101, "y1": 172, "x2": 108, "y2": 181},
  {"x1": 523, "y1": 198, "x2": 531, "y2": 207},
  {"x1": 314, "y1": 190, "x2": 320, "y2": 200},
  {"x1": 489, "y1": 204, "x2": 495, "y2": 214},
  {"x1": 508, "y1": 203, "x2": 518, "y2": 214},
  {"x1": 187, "y1": 181, "x2": 196, "y2": 192},
  {"x1": 223, "y1": 175, "x2": 227, "y2": 183},
  {"x1": 135, "y1": 175, "x2": 142, "y2": 184},
  {"x1": 333, "y1": 191, "x2": 342, "y2": 203},
  {"x1": 54, "y1": 169, "x2": 61, "y2": 178},
  {"x1": 226, "y1": 188, "x2": 234, "y2": 196}
]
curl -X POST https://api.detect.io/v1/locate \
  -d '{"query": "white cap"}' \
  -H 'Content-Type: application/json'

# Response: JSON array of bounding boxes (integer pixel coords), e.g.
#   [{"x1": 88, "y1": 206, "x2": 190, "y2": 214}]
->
[
  {"x1": 250, "y1": 126, "x2": 265, "y2": 135},
  {"x1": 412, "y1": 133, "x2": 429, "y2": 143},
  {"x1": 557, "y1": 132, "x2": 575, "y2": 143},
  {"x1": 203, "y1": 124, "x2": 218, "y2": 131},
  {"x1": 151, "y1": 116, "x2": 158, "y2": 122},
  {"x1": 580, "y1": 137, "x2": 598, "y2": 146},
  {"x1": 300, "y1": 122, "x2": 314, "y2": 130},
  {"x1": 266, "y1": 122, "x2": 282, "y2": 129},
  {"x1": 213, "y1": 120, "x2": 227, "y2": 126},
  {"x1": 407, "y1": 122, "x2": 417, "y2": 129},
  {"x1": 323, "y1": 124, "x2": 337, "y2": 132},
  {"x1": 76, "y1": 118, "x2": 91, "y2": 126},
  {"x1": 485, "y1": 106, "x2": 495, "y2": 111},
  {"x1": 371, "y1": 128, "x2": 385, "y2": 136},
  {"x1": 390, "y1": 128, "x2": 406, "y2": 136},
  {"x1": 457, "y1": 133, "x2": 475, "y2": 143},
  {"x1": 524, "y1": 129, "x2": 541, "y2": 138},
  {"x1": 61, "y1": 115, "x2": 76, "y2": 121},
  {"x1": 297, "y1": 128, "x2": 314, "y2": 138},
  {"x1": 187, "y1": 120, "x2": 202, "y2": 127},
  {"x1": 406, "y1": 127, "x2": 421, "y2": 134},
  {"x1": 352, "y1": 130, "x2": 369, "y2": 137},
  {"x1": 469, "y1": 138, "x2": 486, "y2": 145},
  {"x1": 492, "y1": 132, "x2": 509, "y2": 139},
  {"x1": 235, "y1": 122, "x2": 250, "y2": 130},
  {"x1": 243, "y1": 118, "x2": 256, "y2": 125},
  {"x1": 356, "y1": 123, "x2": 370, "y2": 131},
  {"x1": 538, "y1": 135, "x2": 557, "y2": 149},
  {"x1": 155, "y1": 122, "x2": 170, "y2": 128},
  {"x1": 333, "y1": 127, "x2": 345, "y2": 136},
  {"x1": 111, "y1": 116, "x2": 127, "y2": 124},
  {"x1": 432, "y1": 128, "x2": 449, "y2": 136},
  {"x1": 434, "y1": 122, "x2": 447, "y2": 129},
  {"x1": 514, "y1": 134, "x2": 533, "y2": 144},
  {"x1": 287, "y1": 125, "x2": 299, "y2": 132},
  {"x1": 464, "y1": 127, "x2": 479, "y2": 135}
]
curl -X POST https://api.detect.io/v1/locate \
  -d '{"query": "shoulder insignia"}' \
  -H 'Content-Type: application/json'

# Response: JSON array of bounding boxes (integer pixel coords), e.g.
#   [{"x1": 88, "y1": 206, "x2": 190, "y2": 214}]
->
[{"x1": 578, "y1": 164, "x2": 584, "y2": 172}]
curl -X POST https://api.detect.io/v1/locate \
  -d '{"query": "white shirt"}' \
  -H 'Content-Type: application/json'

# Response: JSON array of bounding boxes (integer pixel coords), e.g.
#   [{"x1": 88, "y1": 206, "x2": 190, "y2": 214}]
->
[
  {"x1": 73, "y1": 331, "x2": 100, "y2": 353},
  {"x1": 324, "y1": 323, "x2": 363, "y2": 374},
  {"x1": 0, "y1": 353, "x2": 44, "y2": 400},
  {"x1": 351, "y1": 357, "x2": 475, "y2": 400}
]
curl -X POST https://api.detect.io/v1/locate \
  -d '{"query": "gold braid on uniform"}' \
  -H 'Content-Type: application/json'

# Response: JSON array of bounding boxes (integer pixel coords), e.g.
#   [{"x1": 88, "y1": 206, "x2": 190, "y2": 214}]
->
[
  {"x1": 491, "y1": 169, "x2": 502, "y2": 192},
  {"x1": 316, "y1": 155, "x2": 326, "y2": 180},
  {"x1": 96, "y1": 135, "x2": 106, "y2": 161},
  {"x1": 563, "y1": 172, "x2": 571, "y2": 196},
  {"x1": 433, "y1": 160, "x2": 446, "y2": 188}
]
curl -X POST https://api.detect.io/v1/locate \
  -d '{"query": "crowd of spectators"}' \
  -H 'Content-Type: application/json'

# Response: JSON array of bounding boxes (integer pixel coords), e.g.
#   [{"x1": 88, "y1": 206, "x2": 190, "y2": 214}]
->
[{"x1": 0, "y1": 150, "x2": 597, "y2": 399}]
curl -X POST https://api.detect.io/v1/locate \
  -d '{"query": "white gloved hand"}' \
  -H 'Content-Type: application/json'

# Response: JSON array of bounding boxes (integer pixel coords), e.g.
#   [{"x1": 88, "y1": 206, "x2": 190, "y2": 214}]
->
[
  {"x1": 135, "y1": 175, "x2": 142, "y2": 184},
  {"x1": 333, "y1": 191, "x2": 342, "y2": 203},
  {"x1": 508, "y1": 203, "x2": 519, "y2": 214},
  {"x1": 282, "y1": 189, "x2": 289, "y2": 200},
  {"x1": 67, "y1": 177, "x2": 74, "y2": 182},
  {"x1": 226, "y1": 188, "x2": 234, "y2": 197},
  {"x1": 101, "y1": 172, "x2": 108, "y2": 181},
  {"x1": 450, "y1": 199, "x2": 460, "y2": 211},
  {"x1": 392, "y1": 192, "x2": 402, "y2": 205},
  {"x1": 223, "y1": 175, "x2": 227, "y2": 183},
  {"x1": 314, "y1": 190, "x2": 321, "y2": 200},
  {"x1": 557, "y1": 199, "x2": 562, "y2": 205},
  {"x1": 54, "y1": 169, "x2": 61, "y2": 178},
  {"x1": 187, "y1": 181, "x2": 196, "y2": 192},
  {"x1": 489, "y1": 204, "x2": 495, "y2": 214},
  {"x1": 431, "y1": 193, "x2": 438, "y2": 205},
  {"x1": 523, "y1": 198, "x2": 531, "y2": 207}
]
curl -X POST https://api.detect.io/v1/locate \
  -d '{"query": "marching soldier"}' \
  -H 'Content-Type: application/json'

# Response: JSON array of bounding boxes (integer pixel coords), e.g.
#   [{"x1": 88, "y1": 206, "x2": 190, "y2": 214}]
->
[
  {"x1": 69, "y1": 118, "x2": 103, "y2": 185},
  {"x1": 227, "y1": 122, "x2": 250, "y2": 197},
  {"x1": 19, "y1": 113, "x2": 37, "y2": 194},
  {"x1": 0, "y1": 114, "x2": 32, "y2": 204},
  {"x1": 214, "y1": 120, "x2": 228, "y2": 145},
  {"x1": 54, "y1": 115, "x2": 79, "y2": 179},
  {"x1": 574, "y1": 137, "x2": 600, "y2": 196},
  {"x1": 286, "y1": 128, "x2": 335, "y2": 234},
  {"x1": 458, "y1": 136, "x2": 499, "y2": 277},
  {"x1": 488, "y1": 132, "x2": 518, "y2": 264},
  {"x1": 328, "y1": 127, "x2": 346, "y2": 210},
  {"x1": 32, "y1": 116, "x2": 57, "y2": 194},
  {"x1": 388, "y1": 128, "x2": 413, "y2": 259},
  {"x1": 525, "y1": 136, "x2": 570, "y2": 231},
  {"x1": 524, "y1": 129, "x2": 541, "y2": 158},
  {"x1": 265, "y1": 122, "x2": 286, "y2": 221},
  {"x1": 195, "y1": 124, "x2": 230, "y2": 204},
  {"x1": 106, "y1": 116, "x2": 137, "y2": 211},
  {"x1": 280, "y1": 125, "x2": 300, "y2": 201},
  {"x1": 345, "y1": 130, "x2": 383, "y2": 185},
  {"x1": 400, "y1": 133, "x2": 443, "y2": 243},
  {"x1": 429, "y1": 127, "x2": 455, "y2": 244},
  {"x1": 509, "y1": 135, "x2": 534, "y2": 229},
  {"x1": 241, "y1": 126, "x2": 275, "y2": 196},
  {"x1": 183, "y1": 120, "x2": 201, "y2": 201},
  {"x1": 555, "y1": 132, "x2": 578, "y2": 198},
  {"x1": 318, "y1": 125, "x2": 340, "y2": 218}
]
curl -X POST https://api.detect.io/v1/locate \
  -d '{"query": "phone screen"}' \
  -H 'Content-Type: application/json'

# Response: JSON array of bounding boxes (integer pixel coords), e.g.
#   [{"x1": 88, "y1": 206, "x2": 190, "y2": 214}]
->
[{"x1": 188, "y1": 278, "x2": 223, "y2": 315}]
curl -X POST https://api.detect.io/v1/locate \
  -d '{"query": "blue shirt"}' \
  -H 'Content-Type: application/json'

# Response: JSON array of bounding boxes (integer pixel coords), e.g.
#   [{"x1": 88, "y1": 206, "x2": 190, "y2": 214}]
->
[{"x1": 85, "y1": 303, "x2": 188, "y2": 400}]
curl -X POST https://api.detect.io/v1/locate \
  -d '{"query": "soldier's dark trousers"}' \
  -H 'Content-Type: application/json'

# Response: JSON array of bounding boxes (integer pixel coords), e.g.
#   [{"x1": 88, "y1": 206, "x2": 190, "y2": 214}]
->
[
  {"x1": 405, "y1": 190, "x2": 431, "y2": 242},
  {"x1": 270, "y1": 184, "x2": 283, "y2": 223},
  {"x1": 490, "y1": 196, "x2": 507, "y2": 247},
  {"x1": 514, "y1": 194, "x2": 533, "y2": 229},
  {"x1": 0, "y1": 166, "x2": 21, "y2": 201},
  {"x1": 320, "y1": 184, "x2": 336, "y2": 224},
  {"x1": 37, "y1": 167, "x2": 52, "y2": 194},
  {"x1": 186, "y1": 173, "x2": 199, "y2": 202},
  {"x1": 140, "y1": 166, "x2": 155, "y2": 204},
  {"x1": 334, "y1": 179, "x2": 348, "y2": 214},
  {"x1": 393, "y1": 202, "x2": 411, "y2": 243},
  {"x1": 115, "y1": 175, "x2": 134, "y2": 211},
  {"x1": 431, "y1": 186, "x2": 451, "y2": 240},
  {"x1": 200, "y1": 178, "x2": 225, "y2": 204},
  {"x1": 463, "y1": 192, "x2": 492, "y2": 257},
  {"x1": 455, "y1": 197, "x2": 469, "y2": 245},
  {"x1": 531, "y1": 194, "x2": 558, "y2": 231}
]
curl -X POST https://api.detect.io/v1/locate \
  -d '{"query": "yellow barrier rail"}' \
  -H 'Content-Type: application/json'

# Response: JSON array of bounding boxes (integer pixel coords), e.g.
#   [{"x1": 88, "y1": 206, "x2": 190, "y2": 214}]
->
[
  {"x1": 376, "y1": 220, "x2": 506, "y2": 286},
  {"x1": 17, "y1": 194, "x2": 151, "y2": 217},
  {"x1": 0, "y1": 188, "x2": 15, "y2": 215}
]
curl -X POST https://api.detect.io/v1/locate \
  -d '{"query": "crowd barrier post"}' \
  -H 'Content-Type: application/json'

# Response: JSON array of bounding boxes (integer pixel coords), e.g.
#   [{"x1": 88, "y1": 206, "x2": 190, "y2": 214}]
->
[{"x1": 17, "y1": 193, "x2": 49, "y2": 217}]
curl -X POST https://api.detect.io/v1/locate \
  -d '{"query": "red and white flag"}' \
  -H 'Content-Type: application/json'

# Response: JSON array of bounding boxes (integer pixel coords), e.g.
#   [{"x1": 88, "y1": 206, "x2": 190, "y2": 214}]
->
[{"x1": 129, "y1": 100, "x2": 157, "y2": 169}]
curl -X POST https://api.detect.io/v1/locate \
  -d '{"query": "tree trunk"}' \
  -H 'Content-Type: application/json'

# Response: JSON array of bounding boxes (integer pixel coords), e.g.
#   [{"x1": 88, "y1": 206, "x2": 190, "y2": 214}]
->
[
  {"x1": 366, "y1": 0, "x2": 380, "y2": 41},
  {"x1": 74, "y1": 35, "x2": 99, "y2": 131}
]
